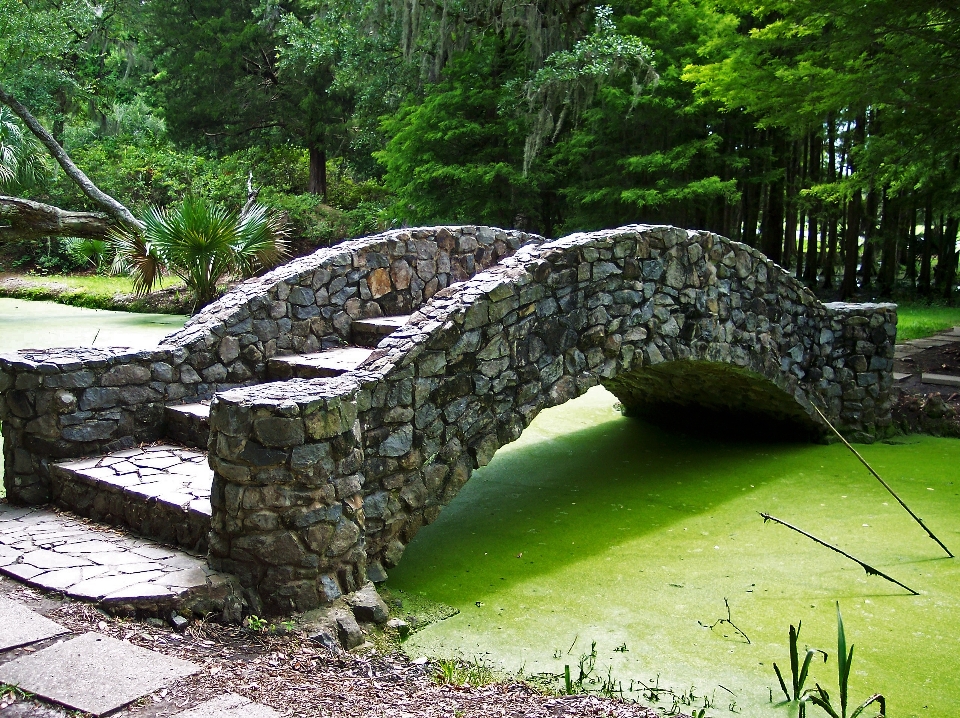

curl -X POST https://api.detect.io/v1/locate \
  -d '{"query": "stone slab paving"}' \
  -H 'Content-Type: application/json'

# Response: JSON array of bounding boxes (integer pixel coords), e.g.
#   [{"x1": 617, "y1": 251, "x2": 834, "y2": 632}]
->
[
  {"x1": 893, "y1": 372, "x2": 912, "y2": 382},
  {"x1": 174, "y1": 693, "x2": 283, "y2": 718},
  {"x1": 267, "y1": 345, "x2": 374, "y2": 380},
  {"x1": 0, "y1": 632, "x2": 198, "y2": 716},
  {"x1": 0, "y1": 504, "x2": 229, "y2": 609},
  {"x1": 50, "y1": 445, "x2": 212, "y2": 551},
  {"x1": 0, "y1": 595, "x2": 67, "y2": 650},
  {"x1": 920, "y1": 372, "x2": 960, "y2": 387}
]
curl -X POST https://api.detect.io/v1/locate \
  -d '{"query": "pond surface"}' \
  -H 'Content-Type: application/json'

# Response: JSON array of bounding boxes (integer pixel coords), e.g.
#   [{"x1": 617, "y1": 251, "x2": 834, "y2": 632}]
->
[
  {"x1": 388, "y1": 387, "x2": 960, "y2": 717},
  {"x1": 0, "y1": 299, "x2": 186, "y2": 488},
  {"x1": 0, "y1": 298, "x2": 185, "y2": 353}
]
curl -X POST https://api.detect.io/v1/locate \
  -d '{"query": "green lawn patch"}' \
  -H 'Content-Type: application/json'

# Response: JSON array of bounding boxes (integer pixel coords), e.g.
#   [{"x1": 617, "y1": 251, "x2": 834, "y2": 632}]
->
[
  {"x1": 0, "y1": 273, "x2": 189, "y2": 314},
  {"x1": 895, "y1": 301, "x2": 960, "y2": 342}
]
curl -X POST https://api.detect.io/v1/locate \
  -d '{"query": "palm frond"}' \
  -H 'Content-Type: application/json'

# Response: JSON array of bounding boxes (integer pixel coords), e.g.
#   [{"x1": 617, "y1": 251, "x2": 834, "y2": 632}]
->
[
  {"x1": 109, "y1": 227, "x2": 163, "y2": 296},
  {"x1": 110, "y1": 196, "x2": 288, "y2": 311}
]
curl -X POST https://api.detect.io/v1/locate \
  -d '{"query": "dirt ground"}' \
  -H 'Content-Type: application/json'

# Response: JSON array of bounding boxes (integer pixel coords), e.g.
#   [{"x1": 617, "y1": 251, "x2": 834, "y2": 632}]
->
[
  {"x1": 892, "y1": 341, "x2": 960, "y2": 437},
  {"x1": 0, "y1": 577, "x2": 671, "y2": 718}
]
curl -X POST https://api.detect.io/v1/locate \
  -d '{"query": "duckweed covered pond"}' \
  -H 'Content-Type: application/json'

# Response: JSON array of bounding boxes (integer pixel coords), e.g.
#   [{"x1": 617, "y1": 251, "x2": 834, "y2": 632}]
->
[
  {"x1": 0, "y1": 298, "x2": 185, "y2": 353},
  {"x1": 387, "y1": 387, "x2": 960, "y2": 717}
]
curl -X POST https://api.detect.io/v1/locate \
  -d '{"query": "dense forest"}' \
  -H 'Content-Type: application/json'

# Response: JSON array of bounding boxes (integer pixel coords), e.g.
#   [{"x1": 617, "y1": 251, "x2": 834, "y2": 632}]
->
[{"x1": 1, "y1": 0, "x2": 958, "y2": 301}]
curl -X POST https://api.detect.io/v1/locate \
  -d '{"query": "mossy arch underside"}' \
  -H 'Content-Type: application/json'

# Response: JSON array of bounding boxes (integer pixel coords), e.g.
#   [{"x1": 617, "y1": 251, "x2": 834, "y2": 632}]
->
[{"x1": 349, "y1": 225, "x2": 894, "y2": 575}]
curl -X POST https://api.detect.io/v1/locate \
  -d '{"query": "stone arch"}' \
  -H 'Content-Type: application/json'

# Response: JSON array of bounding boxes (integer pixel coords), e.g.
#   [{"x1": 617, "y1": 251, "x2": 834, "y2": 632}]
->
[{"x1": 208, "y1": 225, "x2": 896, "y2": 612}]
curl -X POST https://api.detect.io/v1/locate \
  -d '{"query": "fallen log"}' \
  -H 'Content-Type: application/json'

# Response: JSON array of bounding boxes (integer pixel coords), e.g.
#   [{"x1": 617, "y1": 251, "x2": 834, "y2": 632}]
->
[{"x1": 0, "y1": 195, "x2": 114, "y2": 241}]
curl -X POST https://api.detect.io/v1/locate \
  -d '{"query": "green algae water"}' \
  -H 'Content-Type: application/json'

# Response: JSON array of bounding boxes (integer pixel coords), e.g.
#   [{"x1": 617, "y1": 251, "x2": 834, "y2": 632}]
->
[
  {"x1": 0, "y1": 298, "x2": 186, "y2": 490},
  {"x1": 388, "y1": 386, "x2": 960, "y2": 717},
  {"x1": 0, "y1": 298, "x2": 185, "y2": 353}
]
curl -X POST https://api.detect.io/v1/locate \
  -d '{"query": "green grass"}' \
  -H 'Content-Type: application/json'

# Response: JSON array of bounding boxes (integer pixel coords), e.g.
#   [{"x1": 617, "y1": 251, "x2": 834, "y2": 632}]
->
[
  {"x1": 0, "y1": 273, "x2": 186, "y2": 313},
  {"x1": 895, "y1": 301, "x2": 960, "y2": 342},
  {"x1": 36, "y1": 274, "x2": 183, "y2": 294}
]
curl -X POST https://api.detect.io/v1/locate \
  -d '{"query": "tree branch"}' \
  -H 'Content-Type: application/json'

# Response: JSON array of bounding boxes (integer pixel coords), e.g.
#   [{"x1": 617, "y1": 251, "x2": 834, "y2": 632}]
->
[
  {"x1": 0, "y1": 195, "x2": 114, "y2": 241},
  {"x1": 0, "y1": 82, "x2": 142, "y2": 233}
]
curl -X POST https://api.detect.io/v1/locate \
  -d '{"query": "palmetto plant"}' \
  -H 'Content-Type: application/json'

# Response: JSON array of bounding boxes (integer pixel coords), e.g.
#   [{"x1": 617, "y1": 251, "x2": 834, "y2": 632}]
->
[
  {"x1": 111, "y1": 196, "x2": 288, "y2": 311},
  {"x1": 0, "y1": 105, "x2": 48, "y2": 192}
]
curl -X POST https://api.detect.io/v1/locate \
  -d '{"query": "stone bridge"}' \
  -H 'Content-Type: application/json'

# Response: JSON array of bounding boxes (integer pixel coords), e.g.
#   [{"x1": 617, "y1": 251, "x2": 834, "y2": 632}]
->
[{"x1": 0, "y1": 225, "x2": 896, "y2": 614}]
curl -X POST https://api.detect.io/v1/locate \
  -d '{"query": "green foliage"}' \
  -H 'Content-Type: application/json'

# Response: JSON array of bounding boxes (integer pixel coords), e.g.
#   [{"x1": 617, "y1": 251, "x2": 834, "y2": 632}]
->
[
  {"x1": 111, "y1": 196, "x2": 288, "y2": 310},
  {"x1": 772, "y1": 621, "x2": 827, "y2": 717},
  {"x1": 63, "y1": 237, "x2": 111, "y2": 273},
  {"x1": 379, "y1": 44, "x2": 540, "y2": 230},
  {"x1": 801, "y1": 605, "x2": 886, "y2": 718},
  {"x1": 4, "y1": 237, "x2": 85, "y2": 275},
  {"x1": 0, "y1": 106, "x2": 48, "y2": 192},
  {"x1": 433, "y1": 657, "x2": 497, "y2": 687},
  {"x1": 773, "y1": 606, "x2": 886, "y2": 718},
  {"x1": 521, "y1": 5, "x2": 657, "y2": 174},
  {"x1": 243, "y1": 615, "x2": 268, "y2": 632}
]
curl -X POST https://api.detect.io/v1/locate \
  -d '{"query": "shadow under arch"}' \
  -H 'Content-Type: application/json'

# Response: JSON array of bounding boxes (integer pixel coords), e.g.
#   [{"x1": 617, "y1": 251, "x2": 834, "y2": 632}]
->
[
  {"x1": 604, "y1": 360, "x2": 822, "y2": 442},
  {"x1": 383, "y1": 384, "x2": 818, "y2": 605}
]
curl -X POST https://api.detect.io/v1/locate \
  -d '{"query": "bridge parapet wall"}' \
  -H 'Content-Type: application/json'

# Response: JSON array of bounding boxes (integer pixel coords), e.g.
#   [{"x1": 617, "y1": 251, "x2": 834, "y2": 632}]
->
[
  {"x1": 205, "y1": 224, "x2": 897, "y2": 614},
  {"x1": 0, "y1": 226, "x2": 537, "y2": 503}
]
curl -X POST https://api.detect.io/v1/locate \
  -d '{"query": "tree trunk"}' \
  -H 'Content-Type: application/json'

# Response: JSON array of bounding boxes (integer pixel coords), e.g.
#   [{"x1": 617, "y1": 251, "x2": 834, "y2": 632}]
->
[
  {"x1": 308, "y1": 144, "x2": 327, "y2": 198},
  {"x1": 0, "y1": 195, "x2": 114, "y2": 241},
  {"x1": 741, "y1": 181, "x2": 759, "y2": 248},
  {"x1": 907, "y1": 204, "x2": 918, "y2": 288},
  {"x1": 822, "y1": 117, "x2": 838, "y2": 289},
  {"x1": 804, "y1": 131, "x2": 822, "y2": 283},
  {"x1": 784, "y1": 139, "x2": 799, "y2": 269},
  {"x1": 943, "y1": 215, "x2": 959, "y2": 300},
  {"x1": 839, "y1": 115, "x2": 865, "y2": 299},
  {"x1": 840, "y1": 193, "x2": 862, "y2": 299},
  {"x1": 761, "y1": 173, "x2": 784, "y2": 264},
  {"x1": 919, "y1": 195, "x2": 933, "y2": 295},
  {"x1": 859, "y1": 187, "x2": 878, "y2": 288},
  {"x1": 878, "y1": 192, "x2": 898, "y2": 297},
  {"x1": 0, "y1": 83, "x2": 142, "y2": 233}
]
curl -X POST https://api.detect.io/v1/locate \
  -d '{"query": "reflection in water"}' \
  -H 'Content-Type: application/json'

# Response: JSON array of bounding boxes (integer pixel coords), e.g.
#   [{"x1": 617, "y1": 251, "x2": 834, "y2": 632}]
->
[{"x1": 388, "y1": 386, "x2": 960, "y2": 717}]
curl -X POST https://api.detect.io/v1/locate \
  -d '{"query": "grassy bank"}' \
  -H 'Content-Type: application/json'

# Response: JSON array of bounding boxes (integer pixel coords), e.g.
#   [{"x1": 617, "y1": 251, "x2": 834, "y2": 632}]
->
[
  {"x1": 896, "y1": 301, "x2": 960, "y2": 341},
  {"x1": 0, "y1": 274, "x2": 191, "y2": 314}
]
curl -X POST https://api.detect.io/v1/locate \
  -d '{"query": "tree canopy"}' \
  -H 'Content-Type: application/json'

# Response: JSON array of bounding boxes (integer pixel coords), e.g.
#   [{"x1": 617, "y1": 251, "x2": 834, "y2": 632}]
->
[{"x1": 1, "y1": 0, "x2": 958, "y2": 300}]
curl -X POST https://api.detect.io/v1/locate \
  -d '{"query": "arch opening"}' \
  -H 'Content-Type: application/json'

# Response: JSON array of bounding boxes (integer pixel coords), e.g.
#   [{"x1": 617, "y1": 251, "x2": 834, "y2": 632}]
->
[{"x1": 603, "y1": 360, "x2": 822, "y2": 442}]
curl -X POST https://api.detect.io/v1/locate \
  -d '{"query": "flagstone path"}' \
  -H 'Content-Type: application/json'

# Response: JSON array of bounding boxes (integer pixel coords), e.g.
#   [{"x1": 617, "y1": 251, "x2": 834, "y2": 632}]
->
[{"x1": 0, "y1": 593, "x2": 283, "y2": 716}]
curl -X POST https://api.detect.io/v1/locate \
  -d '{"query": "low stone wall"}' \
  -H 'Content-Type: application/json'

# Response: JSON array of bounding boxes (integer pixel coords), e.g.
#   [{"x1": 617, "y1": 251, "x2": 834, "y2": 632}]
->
[
  {"x1": 205, "y1": 225, "x2": 897, "y2": 614},
  {"x1": 0, "y1": 226, "x2": 538, "y2": 503}
]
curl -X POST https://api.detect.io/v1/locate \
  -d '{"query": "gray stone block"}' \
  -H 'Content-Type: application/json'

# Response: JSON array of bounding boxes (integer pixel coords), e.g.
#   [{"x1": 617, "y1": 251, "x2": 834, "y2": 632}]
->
[
  {"x1": 174, "y1": 693, "x2": 282, "y2": 718},
  {"x1": 0, "y1": 596, "x2": 67, "y2": 650},
  {"x1": 0, "y1": 632, "x2": 199, "y2": 715}
]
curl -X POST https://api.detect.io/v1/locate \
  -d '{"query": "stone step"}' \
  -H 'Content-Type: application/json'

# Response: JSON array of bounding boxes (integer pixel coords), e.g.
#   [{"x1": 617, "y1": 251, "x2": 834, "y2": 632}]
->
[
  {"x1": 267, "y1": 345, "x2": 375, "y2": 380},
  {"x1": 164, "y1": 402, "x2": 210, "y2": 449},
  {"x1": 0, "y1": 504, "x2": 235, "y2": 618},
  {"x1": 920, "y1": 372, "x2": 960, "y2": 388},
  {"x1": 351, "y1": 315, "x2": 411, "y2": 347},
  {"x1": 50, "y1": 445, "x2": 212, "y2": 553}
]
